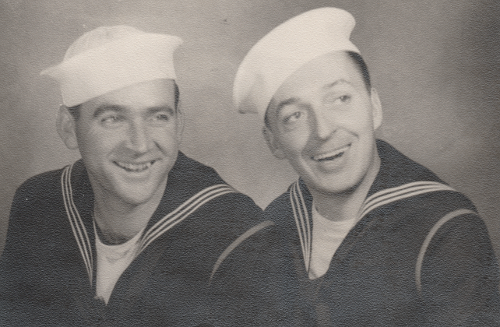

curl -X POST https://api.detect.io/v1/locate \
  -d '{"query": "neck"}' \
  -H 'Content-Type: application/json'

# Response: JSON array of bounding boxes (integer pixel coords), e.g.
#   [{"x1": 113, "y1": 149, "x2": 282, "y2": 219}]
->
[
  {"x1": 92, "y1": 184, "x2": 166, "y2": 245},
  {"x1": 310, "y1": 152, "x2": 380, "y2": 222},
  {"x1": 93, "y1": 199, "x2": 159, "y2": 245}
]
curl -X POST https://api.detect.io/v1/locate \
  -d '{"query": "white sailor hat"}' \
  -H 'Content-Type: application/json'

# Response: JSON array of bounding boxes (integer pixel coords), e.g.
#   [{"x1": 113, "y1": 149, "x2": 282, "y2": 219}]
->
[
  {"x1": 41, "y1": 25, "x2": 183, "y2": 107},
  {"x1": 233, "y1": 7, "x2": 360, "y2": 121}
]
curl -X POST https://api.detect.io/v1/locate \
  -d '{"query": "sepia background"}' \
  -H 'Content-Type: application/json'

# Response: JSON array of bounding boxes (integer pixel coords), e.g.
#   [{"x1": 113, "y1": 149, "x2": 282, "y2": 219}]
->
[{"x1": 0, "y1": 0, "x2": 499, "y2": 261}]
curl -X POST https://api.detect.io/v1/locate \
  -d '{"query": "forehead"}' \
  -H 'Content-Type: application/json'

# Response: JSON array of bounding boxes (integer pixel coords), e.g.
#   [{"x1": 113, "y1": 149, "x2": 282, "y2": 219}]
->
[
  {"x1": 271, "y1": 51, "x2": 362, "y2": 103},
  {"x1": 80, "y1": 78, "x2": 176, "y2": 114}
]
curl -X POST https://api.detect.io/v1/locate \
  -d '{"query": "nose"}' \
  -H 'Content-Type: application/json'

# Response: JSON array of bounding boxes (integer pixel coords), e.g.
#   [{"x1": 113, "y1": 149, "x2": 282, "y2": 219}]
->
[
  {"x1": 127, "y1": 120, "x2": 150, "y2": 153},
  {"x1": 312, "y1": 107, "x2": 336, "y2": 140}
]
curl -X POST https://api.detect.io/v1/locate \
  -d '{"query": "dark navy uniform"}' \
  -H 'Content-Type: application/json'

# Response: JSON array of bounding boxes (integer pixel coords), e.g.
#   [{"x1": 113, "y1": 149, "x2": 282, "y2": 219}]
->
[
  {"x1": 0, "y1": 152, "x2": 283, "y2": 326},
  {"x1": 266, "y1": 140, "x2": 500, "y2": 326}
]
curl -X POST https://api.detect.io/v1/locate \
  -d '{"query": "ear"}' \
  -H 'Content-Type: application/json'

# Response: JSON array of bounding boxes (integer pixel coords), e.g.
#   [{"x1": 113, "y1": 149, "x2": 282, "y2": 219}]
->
[
  {"x1": 370, "y1": 88, "x2": 383, "y2": 130},
  {"x1": 262, "y1": 126, "x2": 286, "y2": 160},
  {"x1": 56, "y1": 105, "x2": 79, "y2": 149}
]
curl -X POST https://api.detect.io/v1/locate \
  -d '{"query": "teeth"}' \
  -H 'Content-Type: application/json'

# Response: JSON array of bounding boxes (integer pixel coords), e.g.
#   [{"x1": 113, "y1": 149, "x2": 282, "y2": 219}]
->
[
  {"x1": 115, "y1": 161, "x2": 154, "y2": 172},
  {"x1": 313, "y1": 145, "x2": 349, "y2": 161}
]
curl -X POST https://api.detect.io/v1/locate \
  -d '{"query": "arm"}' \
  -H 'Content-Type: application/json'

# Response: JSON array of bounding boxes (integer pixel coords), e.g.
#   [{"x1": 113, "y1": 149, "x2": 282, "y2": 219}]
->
[
  {"x1": 205, "y1": 193, "x2": 294, "y2": 327},
  {"x1": 420, "y1": 212, "x2": 500, "y2": 326},
  {"x1": 209, "y1": 220, "x2": 295, "y2": 327},
  {"x1": 0, "y1": 183, "x2": 41, "y2": 325}
]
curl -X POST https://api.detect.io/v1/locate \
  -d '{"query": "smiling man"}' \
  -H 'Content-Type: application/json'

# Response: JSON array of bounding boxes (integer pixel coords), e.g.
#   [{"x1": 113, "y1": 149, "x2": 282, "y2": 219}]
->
[
  {"x1": 0, "y1": 25, "x2": 281, "y2": 326},
  {"x1": 234, "y1": 7, "x2": 500, "y2": 326}
]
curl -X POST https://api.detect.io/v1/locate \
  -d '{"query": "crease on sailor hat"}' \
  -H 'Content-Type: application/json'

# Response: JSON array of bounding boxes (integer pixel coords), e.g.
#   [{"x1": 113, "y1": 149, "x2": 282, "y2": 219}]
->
[
  {"x1": 233, "y1": 7, "x2": 360, "y2": 121},
  {"x1": 41, "y1": 25, "x2": 183, "y2": 107}
]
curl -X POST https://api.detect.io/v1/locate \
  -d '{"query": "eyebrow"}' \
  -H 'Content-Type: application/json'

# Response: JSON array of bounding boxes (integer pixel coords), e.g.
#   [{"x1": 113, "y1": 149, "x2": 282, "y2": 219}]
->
[
  {"x1": 93, "y1": 105, "x2": 125, "y2": 118},
  {"x1": 322, "y1": 79, "x2": 351, "y2": 90},
  {"x1": 92, "y1": 104, "x2": 175, "y2": 118},
  {"x1": 277, "y1": 79, "x2": 353, "y2": 108},
  {"x1": 274, "y1": 79, "x2": 353, "y2": 117},
  {"x1": 147, "y1": 106, "x2": 175, "y2": 116}
]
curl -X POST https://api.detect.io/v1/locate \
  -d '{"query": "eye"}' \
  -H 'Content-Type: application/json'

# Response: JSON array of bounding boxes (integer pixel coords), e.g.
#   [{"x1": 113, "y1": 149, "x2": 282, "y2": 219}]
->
[
  {"x1": 337, "y1": 95, "x2": 351, "y2": 103},
  {"x1": 149, "y1": 111, "x2": 174, "y2": 126},
  {"x1": 282, "y1": 111, "x2": 303, "y2": 125},
  {"x1": 154, "y1": 113, "x2": 171, "y2": 121},
  {"x1": 100, "y1": 114, "x2": 125, "y2": 127},
  {"x1": 324, "y1": 90, "x2": 353, "y2": 106}
]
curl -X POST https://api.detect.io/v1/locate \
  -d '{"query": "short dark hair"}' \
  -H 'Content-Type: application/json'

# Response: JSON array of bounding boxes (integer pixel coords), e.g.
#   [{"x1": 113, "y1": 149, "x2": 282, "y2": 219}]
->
[
  {"x1": 346, "y1": 51, "x2": 371, "y2": 91},
  {"x1": 264, "y1": 51, "x2": 372, "y2": 128},
  {"x1": 67, "y1": 81, "x2": 180, "y2": 120}
]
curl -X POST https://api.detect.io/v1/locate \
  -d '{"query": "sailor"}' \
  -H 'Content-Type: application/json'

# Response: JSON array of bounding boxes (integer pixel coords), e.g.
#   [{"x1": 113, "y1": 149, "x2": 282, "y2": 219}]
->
[
  {"x1": 0, "y1": 25, "x2": 279, "y2": 326},
  {"x1": 234, "y1": 7, "x2": 500, "y2": 326}
]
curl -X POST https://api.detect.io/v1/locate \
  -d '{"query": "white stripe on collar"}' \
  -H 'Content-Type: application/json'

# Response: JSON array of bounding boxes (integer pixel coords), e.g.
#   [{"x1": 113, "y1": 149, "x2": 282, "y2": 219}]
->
[
  {"x1": 359, "y1": 181, "x2": 456, "y2": 219},
  {"x1": 139, "y1": 184, "x2": 235, "y2": 252},
  {"x1": 289, "y1": 180, "x2": 456, "y2": 272},
  {"x1": 61, "y1": 164, "x2": 94, "y2": 285},
  {"x1": 62, "y1": 164, "x2": 235, "y2": 286},
  {"x1": 290, "y1": 182, "x2": 312, "y2": 273}
]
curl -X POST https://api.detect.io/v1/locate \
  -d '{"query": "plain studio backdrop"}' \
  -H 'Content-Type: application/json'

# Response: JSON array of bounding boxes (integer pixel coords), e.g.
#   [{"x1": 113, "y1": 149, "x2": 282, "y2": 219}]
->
[{"x1": 0, "y1": 0, "x2": 499, "y2": 265}]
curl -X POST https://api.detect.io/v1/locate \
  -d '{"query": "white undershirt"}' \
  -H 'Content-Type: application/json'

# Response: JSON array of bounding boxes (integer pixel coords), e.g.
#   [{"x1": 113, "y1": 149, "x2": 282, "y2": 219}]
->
[
  {"x1": 94, "y1": 223, "x2": 144, "y2": 304},
  {"x1": 309, "y1": 205, "x2": 356, "y2": 280}
]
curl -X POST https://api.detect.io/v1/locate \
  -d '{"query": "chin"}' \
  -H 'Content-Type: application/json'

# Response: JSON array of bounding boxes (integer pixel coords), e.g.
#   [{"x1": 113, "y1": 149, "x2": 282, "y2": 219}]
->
[
  {"x1": 306, "y1": 173, "x2": 361, "y2": 196},
  {"x1": 115, "y1": 186, "x2": 161, "y2": 206},
  {"x1": 314, "y1": 184, "x2": 357, "y2": 196}
]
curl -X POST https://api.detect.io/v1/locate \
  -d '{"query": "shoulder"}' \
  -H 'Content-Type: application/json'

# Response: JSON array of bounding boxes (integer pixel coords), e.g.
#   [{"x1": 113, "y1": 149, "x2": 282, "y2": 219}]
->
[
  {"x1": 13, "y1": 165, "x2": 69, "y2": 204},
  {"x1": 202, "y1": 190, "x2": 264, "y2": 227},
  {"x1": 5, "y1": 163, "x2": 81, "y2": 253},
  {"x1": 173, "y1": 152, "x2": 260, "y2": 202},
  {"x1": 264, "y1": 182, "x2": 301, "y2": 227},
  {"x1": 168, "y1": 152, "x2": 226, "y2": 189},
  {"x1": 364, "y1": 187, "x2": 479, "y2": 245},
  {"x1": 382, "y1": 187, "x2": 475, "y2": 217},
  {"x1": 168, "y1": 152, "x2": 265, "y2": 225},
  {"x1": 9, "y1": 160, "x2": 91, "y2": 227},
  {"x1": 265, "y1": 191, "x2": 290, "y2": 215},
  {"x1": 373, "y1": 140, "x2": 448, "y2": 193},
  {"x1": 13, "y1": 159, "x2": 89, "y2": 202},
  {"x1": 372, "y1": 140, "x2": 478, "y2": 222}
]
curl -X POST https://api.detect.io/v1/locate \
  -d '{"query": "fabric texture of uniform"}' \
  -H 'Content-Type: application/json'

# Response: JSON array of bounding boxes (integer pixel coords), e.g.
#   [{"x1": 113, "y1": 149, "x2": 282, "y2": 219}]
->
[
  {"x1": 265, "y1": 140, "x2": 500, "y2": 326},
  {"x1": 0, "y1": 152, "x2": 286, "y2": 326}
]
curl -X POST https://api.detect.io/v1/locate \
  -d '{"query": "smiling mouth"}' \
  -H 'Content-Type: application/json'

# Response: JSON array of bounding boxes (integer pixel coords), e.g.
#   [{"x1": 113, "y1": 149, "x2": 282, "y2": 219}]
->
[
  {"x1": 312, "y1": 145, "x2": 350, "y2": 162},
  {"x1": 114, "y1": 160, "x2": 156, "y2": 172}
]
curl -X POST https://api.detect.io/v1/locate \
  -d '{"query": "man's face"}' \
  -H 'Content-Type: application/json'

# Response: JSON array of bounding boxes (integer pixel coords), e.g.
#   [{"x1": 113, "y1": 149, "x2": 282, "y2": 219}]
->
[
  {"x1": 71, "y1": 79, "x2": 182, "y2": 207},
  {"x1": 265, "y1": 52, "x2": 382, "y2": 196}
]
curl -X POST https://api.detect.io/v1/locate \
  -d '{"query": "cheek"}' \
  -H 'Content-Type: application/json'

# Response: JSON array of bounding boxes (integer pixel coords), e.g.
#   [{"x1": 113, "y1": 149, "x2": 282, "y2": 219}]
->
[
  {"x1": 279, "y1": 131, "x2": 309, "y2": 156},
  {"x1": 77, "y1": 130, "x2": 119, "y2": 157},
  {"x1": 153, "y1": 127, "x2": 180, "y2": 145},
  {"x1": 343, "y1": 110, "x2": 374, "y2": 132},
  {"x1": 76, "y1": 124, "x2": 105, "y2": 144}
]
